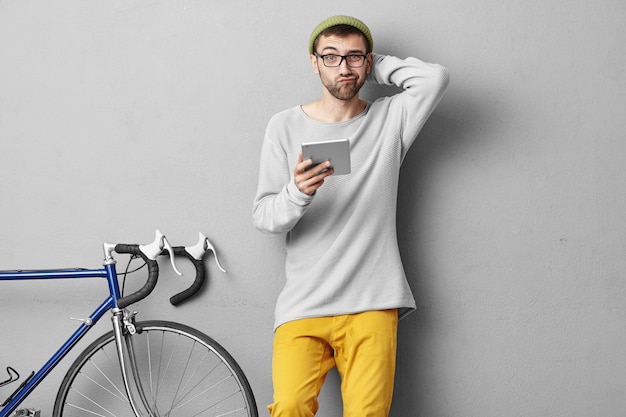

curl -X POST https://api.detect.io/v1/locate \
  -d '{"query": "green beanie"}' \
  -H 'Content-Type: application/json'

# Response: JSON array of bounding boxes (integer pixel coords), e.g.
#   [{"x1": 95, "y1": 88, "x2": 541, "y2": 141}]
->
[{"x1": 309, "y1": 15, "x2": 373, "y2": 54}]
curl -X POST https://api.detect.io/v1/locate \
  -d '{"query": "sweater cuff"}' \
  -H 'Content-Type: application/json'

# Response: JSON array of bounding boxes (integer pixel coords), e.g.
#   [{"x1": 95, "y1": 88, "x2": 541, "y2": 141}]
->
[{"x1": 287, "y1": 177, "x2": 314, "y2": 206}]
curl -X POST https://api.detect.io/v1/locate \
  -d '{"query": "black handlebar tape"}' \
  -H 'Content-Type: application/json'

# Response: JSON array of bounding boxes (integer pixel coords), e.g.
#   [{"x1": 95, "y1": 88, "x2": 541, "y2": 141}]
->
[
  {"x1": 114, "y1": 244, "x2": 160, "y2": 309},
  {"x1": 168, "y1": 247, "x2": 206, "y2": 306}
]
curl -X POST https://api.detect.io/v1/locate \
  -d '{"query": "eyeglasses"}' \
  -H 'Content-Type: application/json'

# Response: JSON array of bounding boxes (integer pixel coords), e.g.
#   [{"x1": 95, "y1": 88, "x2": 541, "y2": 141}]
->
[{"x1": 314, "y1": 52, "x2": 368, "y2": 68}]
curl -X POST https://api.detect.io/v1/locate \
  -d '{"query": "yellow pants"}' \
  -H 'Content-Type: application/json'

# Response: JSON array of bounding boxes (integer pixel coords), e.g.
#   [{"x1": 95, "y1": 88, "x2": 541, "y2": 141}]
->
[{"x1": 268, "y1": 309, "x2": 398, "y2": 417}]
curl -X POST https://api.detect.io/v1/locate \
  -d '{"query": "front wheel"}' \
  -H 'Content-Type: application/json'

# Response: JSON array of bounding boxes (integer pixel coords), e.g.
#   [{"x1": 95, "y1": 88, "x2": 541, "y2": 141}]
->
[{"x1": 53, "y1": 320, "x2": 257, "y2": 417}]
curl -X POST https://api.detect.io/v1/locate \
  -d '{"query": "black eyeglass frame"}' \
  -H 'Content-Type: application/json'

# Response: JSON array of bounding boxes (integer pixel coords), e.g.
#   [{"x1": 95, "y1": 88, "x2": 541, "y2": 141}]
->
[{"x1": 314, "y1": 52, "x2": 369, "y2": 68}]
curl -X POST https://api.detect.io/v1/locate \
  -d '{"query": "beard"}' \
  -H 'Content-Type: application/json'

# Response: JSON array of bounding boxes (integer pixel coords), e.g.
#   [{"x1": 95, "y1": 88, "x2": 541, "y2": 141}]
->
[{"x1": 320, "y1": 73, "x2": 366, "y2": 101}]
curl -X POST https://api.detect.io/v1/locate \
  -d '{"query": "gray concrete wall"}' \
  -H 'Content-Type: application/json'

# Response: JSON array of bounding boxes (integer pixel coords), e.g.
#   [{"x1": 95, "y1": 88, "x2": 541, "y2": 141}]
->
[{"x1": 1, "y1": 1, "x2": 625, "y2": 416}]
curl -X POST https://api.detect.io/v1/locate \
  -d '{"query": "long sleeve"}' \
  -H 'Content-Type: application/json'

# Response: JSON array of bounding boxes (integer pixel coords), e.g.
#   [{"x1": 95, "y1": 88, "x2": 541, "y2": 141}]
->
[
  {"x1": 252, "y1": 116, "x2": 314, "y2": 235},
  {"x1": 367, "y1": 53, "x2": 450, "y2": 154}
]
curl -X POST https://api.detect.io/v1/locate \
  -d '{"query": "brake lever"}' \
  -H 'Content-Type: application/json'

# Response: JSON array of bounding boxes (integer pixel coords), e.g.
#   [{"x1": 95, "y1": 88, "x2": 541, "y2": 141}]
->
[
  {"x1": 186, "y1": 232, "x2": 226, "y2": 273},
  {"x1": 139, "y1": 230, "x2": 183, "y2": 276}
]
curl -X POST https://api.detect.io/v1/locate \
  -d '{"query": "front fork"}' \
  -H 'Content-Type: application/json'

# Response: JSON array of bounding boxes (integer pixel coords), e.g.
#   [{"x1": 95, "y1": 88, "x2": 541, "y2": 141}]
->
[{"x1": 111, "y1": 309, "x2": 155, "y2": 417}]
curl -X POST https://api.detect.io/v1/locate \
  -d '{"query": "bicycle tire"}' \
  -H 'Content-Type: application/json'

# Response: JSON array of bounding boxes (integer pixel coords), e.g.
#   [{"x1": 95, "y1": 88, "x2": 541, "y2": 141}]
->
[{"x1": 53, "y1": 320, "x2": 258, "y2": 417}]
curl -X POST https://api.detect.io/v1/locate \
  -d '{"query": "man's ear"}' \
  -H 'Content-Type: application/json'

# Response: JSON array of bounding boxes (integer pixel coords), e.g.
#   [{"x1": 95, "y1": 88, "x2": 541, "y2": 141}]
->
[{"x1": 310, "y1": 54, "x2": 320, "y2": 74}]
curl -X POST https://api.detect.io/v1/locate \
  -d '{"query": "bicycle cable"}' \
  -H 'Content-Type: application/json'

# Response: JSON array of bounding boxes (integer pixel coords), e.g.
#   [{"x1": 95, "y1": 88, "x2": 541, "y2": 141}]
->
[{"x1": 119, "y1": 254, "x2": 147, "y2": 297}]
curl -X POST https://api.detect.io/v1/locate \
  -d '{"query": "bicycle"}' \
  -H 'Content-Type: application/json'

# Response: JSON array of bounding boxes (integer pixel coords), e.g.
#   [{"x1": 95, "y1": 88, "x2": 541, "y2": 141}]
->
[{"x1": 0, "y1": 230, "x2": 258, "y2": 417}]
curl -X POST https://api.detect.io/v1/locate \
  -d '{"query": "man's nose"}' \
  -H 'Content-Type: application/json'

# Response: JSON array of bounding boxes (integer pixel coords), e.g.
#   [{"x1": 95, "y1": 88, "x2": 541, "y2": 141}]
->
[{"x1": 338, "y1": 57, "x2": 352, "y2": 73}]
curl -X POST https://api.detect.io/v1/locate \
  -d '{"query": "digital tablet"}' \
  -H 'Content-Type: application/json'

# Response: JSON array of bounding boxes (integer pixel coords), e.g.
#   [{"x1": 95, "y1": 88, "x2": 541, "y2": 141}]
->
[{"x1": 301, "y1": 139, "x2": 351, "y2": 175}]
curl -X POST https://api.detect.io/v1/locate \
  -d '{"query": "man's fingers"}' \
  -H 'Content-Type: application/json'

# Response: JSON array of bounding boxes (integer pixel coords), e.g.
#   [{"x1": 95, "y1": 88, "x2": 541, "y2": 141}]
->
[{"x1": 295, "y1": 162, "x2": 334, "y2": 195}]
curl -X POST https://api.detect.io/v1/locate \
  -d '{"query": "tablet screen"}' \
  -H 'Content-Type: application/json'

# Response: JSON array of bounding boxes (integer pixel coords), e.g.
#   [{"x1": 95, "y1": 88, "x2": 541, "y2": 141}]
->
[{"x1": 301, "y1": 139, "x2": 351, "y2": 175}]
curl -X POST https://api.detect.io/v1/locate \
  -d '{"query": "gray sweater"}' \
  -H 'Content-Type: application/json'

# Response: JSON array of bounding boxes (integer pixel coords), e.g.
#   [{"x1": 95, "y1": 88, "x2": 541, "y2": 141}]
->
[{"x1": 253, "y1": 54, "x2": 450, "y2": 330}]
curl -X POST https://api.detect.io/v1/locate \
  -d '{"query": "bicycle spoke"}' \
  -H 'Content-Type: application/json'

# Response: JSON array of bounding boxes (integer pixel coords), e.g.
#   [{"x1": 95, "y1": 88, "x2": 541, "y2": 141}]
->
[
  {"x1": 76, "y1": 372, "x2": 127, "y2": 402},
  {"x1": 63, "y1": 403, "x2": 109, "y2": 417},
  {"x1": 168, "y1": 337, "x2": 198, "y2": 412},
  {"x1": 175, "y1": 378, "x2": 239, "y2": 414},
  {"x1": 67, "y1": 388, "x2": 117, "y2": 417},
  {"x1": 146, "y1": 329, "x2": 154, "y2": 399}
]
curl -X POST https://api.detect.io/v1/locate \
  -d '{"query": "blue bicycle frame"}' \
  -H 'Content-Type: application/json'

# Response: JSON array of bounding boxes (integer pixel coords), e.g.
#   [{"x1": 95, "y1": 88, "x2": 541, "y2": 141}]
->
[{"x1": 0, "y1": 262, "x2": 121, "y2": 417}]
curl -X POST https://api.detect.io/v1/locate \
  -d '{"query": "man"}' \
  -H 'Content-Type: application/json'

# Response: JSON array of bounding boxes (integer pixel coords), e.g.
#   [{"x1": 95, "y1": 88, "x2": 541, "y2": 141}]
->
[{"x1": 253, "y1": 15, "x2": 449, "y2": 417}]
